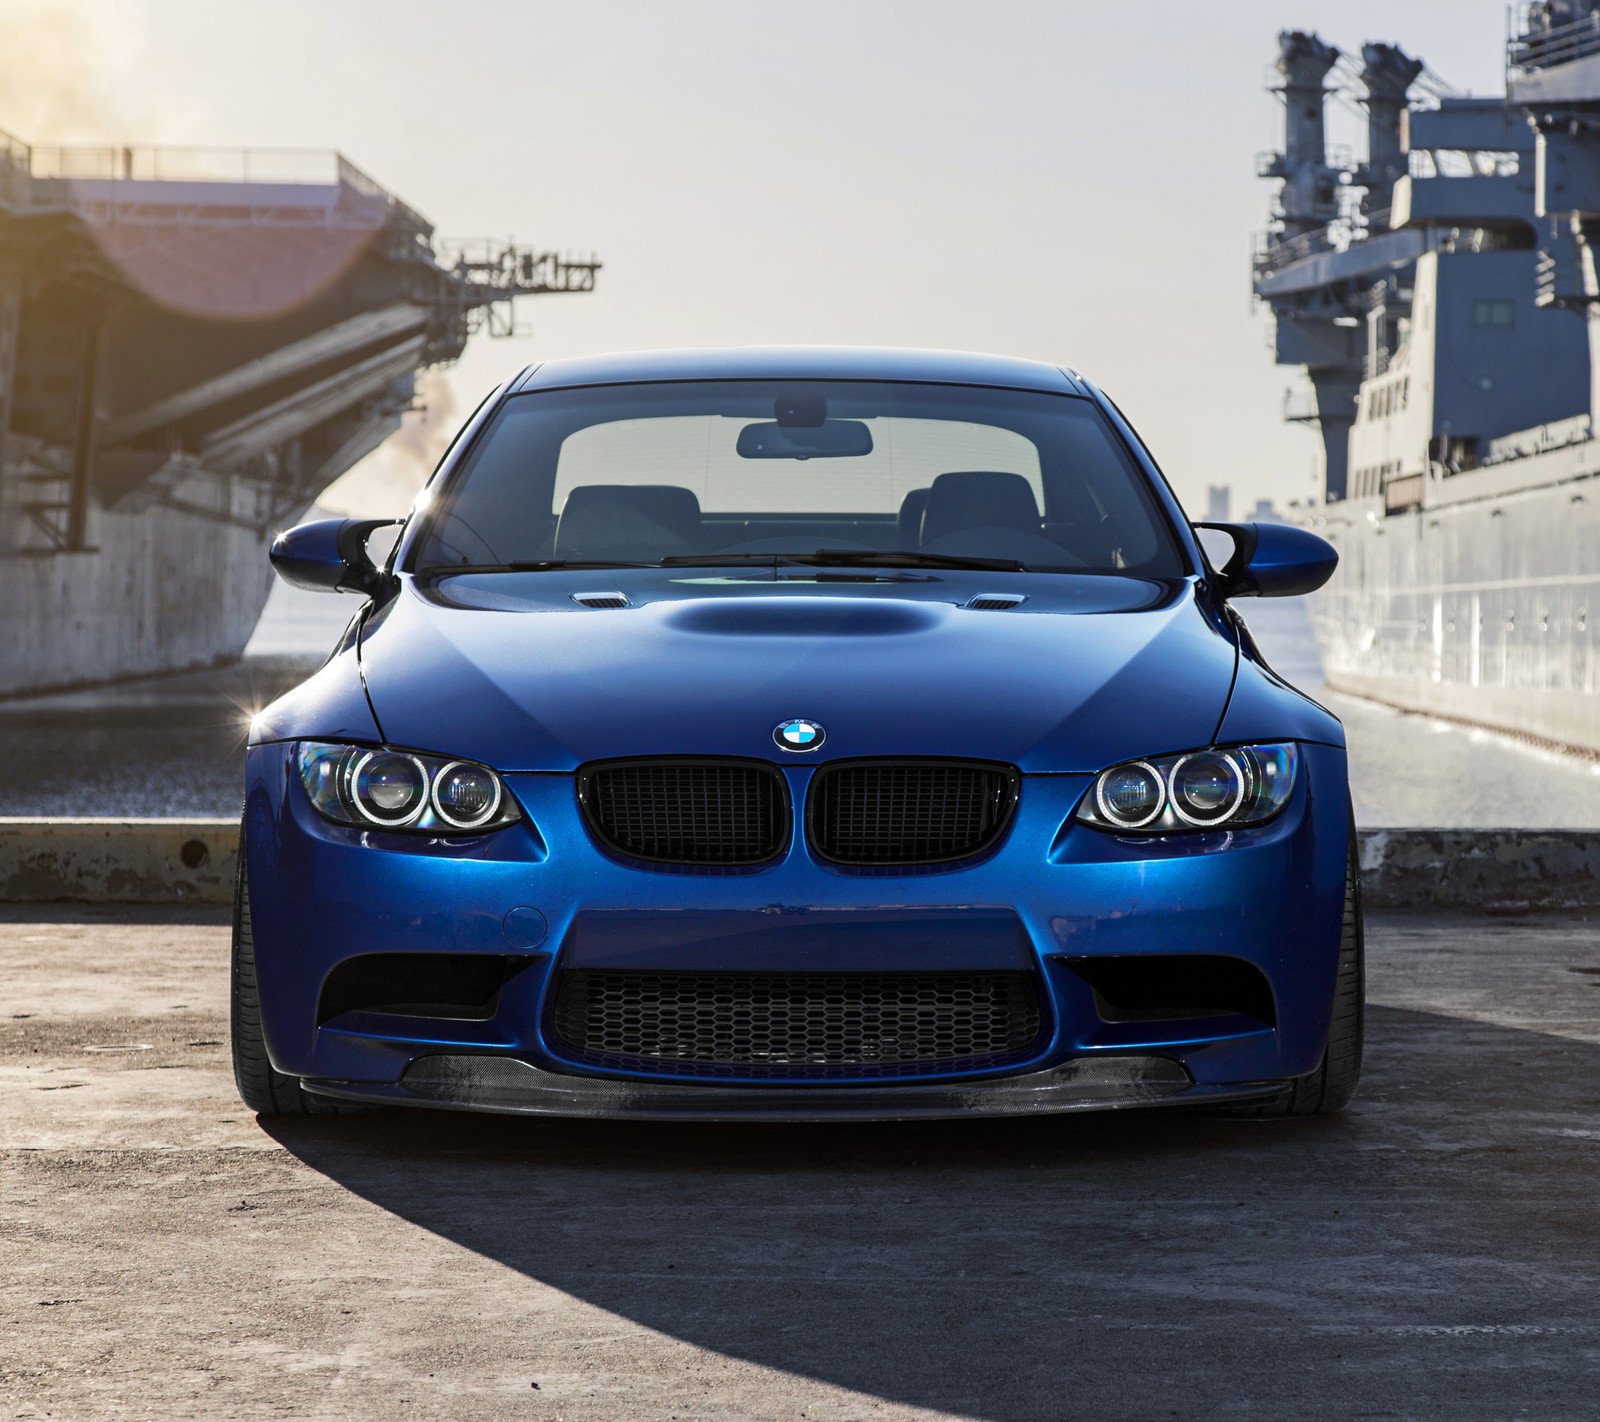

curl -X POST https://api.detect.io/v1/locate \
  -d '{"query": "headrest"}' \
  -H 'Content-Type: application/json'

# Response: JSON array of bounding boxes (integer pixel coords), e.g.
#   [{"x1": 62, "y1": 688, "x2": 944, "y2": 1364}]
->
[
  {"x1": 919, "y1": 471, "x2": 1040, "y2": 547},
  {"x1": 554, "y1": 484, "x2": 702, "y2": 560},
  {"x1": 896, "y1": 487, "x2": 929, "y2": 549}
]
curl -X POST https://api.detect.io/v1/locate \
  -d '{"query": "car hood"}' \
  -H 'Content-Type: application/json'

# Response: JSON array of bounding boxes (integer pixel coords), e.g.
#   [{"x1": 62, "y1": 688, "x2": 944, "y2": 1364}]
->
[{"x1": 357, "y1": 574, "x2": 1238, "y2": 774}]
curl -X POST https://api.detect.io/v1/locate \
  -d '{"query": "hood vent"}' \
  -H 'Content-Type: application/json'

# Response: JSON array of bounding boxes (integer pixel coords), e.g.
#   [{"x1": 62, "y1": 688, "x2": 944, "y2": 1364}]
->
[
  {"x1": 965, "y1": 593, "x2": 1027, "y2": 611},
  {"x1": 570, "y1": 591, "x2": 631, "y2": 610}
]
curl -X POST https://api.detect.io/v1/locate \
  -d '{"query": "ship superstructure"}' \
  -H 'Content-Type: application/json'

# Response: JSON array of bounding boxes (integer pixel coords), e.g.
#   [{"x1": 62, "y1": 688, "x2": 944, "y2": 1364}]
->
[
  {"x1": 0, "y1": 135, "x2": 598, "y2": 695},
  {"x1": 1255, "y1": 7, "x2": 1600, "y2": 752}
]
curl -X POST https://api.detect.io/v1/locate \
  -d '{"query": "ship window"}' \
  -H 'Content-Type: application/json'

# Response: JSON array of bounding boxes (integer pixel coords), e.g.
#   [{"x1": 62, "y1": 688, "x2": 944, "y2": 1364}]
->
[{"x1": 1472, "y1": 298, "x2": 1515, "y2": 329}]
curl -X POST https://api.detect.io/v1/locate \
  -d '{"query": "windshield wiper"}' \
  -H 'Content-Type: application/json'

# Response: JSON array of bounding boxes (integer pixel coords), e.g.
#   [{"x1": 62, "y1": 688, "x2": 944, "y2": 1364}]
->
[
  {"x1": 417, "y1": 559, "x2": 658, "y2": 580},
  {"x1": 810, "y1": 549, "x2": 1027, "y2": 571},
  {"x1": 420, "y1": 550, "x2": 1030, "y2": 581},
  {"x1": 654, "y1": 553, "x2": 812, "y2": 568},
  {"x1": 661, "y1": 550, "x2": 1027, "y2": 572}
]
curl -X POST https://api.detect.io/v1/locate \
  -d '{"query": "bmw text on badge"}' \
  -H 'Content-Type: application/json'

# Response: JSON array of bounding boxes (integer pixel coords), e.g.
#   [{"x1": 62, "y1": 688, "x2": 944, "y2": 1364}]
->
[{"x1": 774, "y1": 719, "x2": 826, "y2": 752}]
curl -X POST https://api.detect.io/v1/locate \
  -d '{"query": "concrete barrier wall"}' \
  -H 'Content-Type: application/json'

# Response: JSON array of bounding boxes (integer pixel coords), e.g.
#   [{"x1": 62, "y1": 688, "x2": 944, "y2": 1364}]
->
[
  {"x1": 0, "y1": 818, "x2": 238, "y2": 904},
  {"x1": 2, "y1": 818, "x2": 1598, "y2": 913},
  {"x1": 1356, "y1": 828, "x2": 1600, "y2": 913}
]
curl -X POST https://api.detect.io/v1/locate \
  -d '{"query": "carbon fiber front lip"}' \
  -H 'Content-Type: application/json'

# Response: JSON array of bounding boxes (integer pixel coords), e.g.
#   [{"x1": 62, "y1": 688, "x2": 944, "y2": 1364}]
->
[{"x1": 301, "y1": 1053, "x2": 1288, "y2": 1121}]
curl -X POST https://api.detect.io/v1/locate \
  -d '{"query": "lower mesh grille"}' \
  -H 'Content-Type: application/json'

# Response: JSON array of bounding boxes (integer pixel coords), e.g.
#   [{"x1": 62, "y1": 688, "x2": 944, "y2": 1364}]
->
[
  {"x1": 808, "y1": 760, "x2": 1019, "y2": 865},
  {"x1": 577, "y1": 759, "x2": 789, "y2": 865},
  {"x1": 551, "y1": 969, "x2": 1043, "y2": 1079}
]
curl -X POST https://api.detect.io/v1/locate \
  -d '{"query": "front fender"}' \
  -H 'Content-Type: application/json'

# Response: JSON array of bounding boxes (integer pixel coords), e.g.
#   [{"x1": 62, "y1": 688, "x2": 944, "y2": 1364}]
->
[
  {"x1": 1214, "y1": 645, "x2": 1344, "y2": 751},
  {"x1": 248, "y1": 644, "x2": 381, "y2": 747}
]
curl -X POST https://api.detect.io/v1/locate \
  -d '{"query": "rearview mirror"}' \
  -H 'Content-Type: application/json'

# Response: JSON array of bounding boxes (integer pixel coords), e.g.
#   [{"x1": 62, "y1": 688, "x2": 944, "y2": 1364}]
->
[
  {"x1": 737, "y1": 420, "x2": 874, "y2": 459},
  {"x1": 269, "y1": 517, "x2": 402, "y2": 594},
  {"x1": 1194, "y1": 521, "x2": 1337, "y2": 599}
]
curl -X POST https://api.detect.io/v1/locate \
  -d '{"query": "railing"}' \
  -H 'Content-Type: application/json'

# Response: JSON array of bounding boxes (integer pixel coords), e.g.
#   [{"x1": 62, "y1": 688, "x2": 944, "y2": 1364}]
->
[
  {"x1": 1409, "y1": 149, "x2": 1521, "y2": 179},
  {"x1": 23, "y1": 143, "x2": 432, "y2": 235},
  {"x1": 1255, "y1": 226, "x2": 1335, "y2": 275},
  {"x1": 28, "y1": 145, "x2": 348, "y2": 184},
  {"x1": 1509, "y1": 6, "x2": 1600, "y2": 75},
  {"x1": 335, "y1": 155, "x2": 430, "y2": 235},
  {"x1": 0, "y1": 125, "x2": 29, "y2": 209},
  {"x1": 435, "y1": 241, "x2": 603, "y2": 295}
]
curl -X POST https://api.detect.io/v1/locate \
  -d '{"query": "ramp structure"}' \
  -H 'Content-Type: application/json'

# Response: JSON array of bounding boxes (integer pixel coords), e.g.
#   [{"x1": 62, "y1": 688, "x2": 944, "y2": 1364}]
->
[{"x1": 0, "y1": 137, "x2": 599, "y2": 694}]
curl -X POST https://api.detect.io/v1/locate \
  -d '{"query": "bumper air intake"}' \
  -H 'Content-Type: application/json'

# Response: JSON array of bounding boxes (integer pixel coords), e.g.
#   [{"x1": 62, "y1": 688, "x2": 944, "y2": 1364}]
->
[{"x1": 550, "y1": 969, "x2": 1044, "y2": 1079}]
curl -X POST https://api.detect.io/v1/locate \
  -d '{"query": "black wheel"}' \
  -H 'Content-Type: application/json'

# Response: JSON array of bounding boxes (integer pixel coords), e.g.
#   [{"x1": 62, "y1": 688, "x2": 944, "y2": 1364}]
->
[
  {"x1": 231, "y1": 817, "x2": 369, "y2": 1116},
  {"x1": 1214, "y1": 826, "x2": 1364, "y2": 1118}
]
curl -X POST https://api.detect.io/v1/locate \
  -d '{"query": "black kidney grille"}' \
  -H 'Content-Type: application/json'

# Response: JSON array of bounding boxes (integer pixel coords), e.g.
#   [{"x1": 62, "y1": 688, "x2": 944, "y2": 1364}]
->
[
  {"x1": 551, "y1": 970, "x2": 1043, "y2": 1079},
  {"x1": 808, "y1": 760, "x2": 1019, "y2": 865},
  {"x1": 578, "y1": 759, "x2": 789, "y2": 865}
]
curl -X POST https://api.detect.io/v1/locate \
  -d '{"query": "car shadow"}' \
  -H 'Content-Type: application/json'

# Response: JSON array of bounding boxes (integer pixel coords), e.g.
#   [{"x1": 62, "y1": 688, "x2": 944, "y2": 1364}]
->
[{"x1": 262, "y1": 1004, "x2": 1600, "y2": 1419}]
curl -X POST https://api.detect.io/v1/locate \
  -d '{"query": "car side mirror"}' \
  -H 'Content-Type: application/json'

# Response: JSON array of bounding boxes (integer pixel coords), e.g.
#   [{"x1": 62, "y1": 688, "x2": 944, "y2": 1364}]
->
[
  {"x1": 1194, "y1": 521, "x2": 1337, "y2": 599},
  {"x1": 270, "y1": 517, "x2": 403, "y2": 594}
]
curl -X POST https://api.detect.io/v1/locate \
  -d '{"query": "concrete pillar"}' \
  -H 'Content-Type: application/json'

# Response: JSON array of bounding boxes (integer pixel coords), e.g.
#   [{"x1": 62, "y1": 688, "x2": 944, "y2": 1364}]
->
[
  {"x1": 1309, "y1": 370, "x2": 1362, "y2": 501},
  {"x1": 66, "y1": 318, "x2": 101, "y2": 551},
  {"x1": 0, "y1": 263, "x2": 19, "y2": 505}
]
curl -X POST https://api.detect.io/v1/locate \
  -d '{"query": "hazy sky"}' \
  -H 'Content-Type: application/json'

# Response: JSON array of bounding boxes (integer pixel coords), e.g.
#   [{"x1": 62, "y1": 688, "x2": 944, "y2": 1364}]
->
[{"x1": 2, "y1": 0, "x2": 1514, "y2": 516}]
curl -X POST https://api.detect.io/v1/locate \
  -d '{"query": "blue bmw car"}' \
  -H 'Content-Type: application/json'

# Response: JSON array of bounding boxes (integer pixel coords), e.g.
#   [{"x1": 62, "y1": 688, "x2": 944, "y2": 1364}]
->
[{"x1": 236, "y1": 346, "x2": 1360, "y2": 1121}]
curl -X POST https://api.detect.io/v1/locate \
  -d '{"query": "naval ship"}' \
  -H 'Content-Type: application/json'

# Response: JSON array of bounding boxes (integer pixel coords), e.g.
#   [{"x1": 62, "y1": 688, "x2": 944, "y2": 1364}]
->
[
  {"x1": 0, "y1": 135, "x2": 598, "y2": 696},
  {"x1": 1256, "y1": 3, "x2": 1600, "y2": 754}
]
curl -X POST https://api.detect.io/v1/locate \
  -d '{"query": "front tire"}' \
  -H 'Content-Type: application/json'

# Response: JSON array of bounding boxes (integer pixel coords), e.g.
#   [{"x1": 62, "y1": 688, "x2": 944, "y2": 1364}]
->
[
  {"x1": 1216, "y1": 829, "x2": 1364, "y2": 1118},
  {"x1": 231, "y1": 818, "x2": 368, "y2": 1116}
]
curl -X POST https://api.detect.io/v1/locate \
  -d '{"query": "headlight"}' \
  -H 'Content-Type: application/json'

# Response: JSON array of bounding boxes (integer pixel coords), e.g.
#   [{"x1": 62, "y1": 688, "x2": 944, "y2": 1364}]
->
[
  {"x1": 1076, "y1": 743, "x2": 1297, "y2": 834},
  {"x1": 296, "y1": 742, "x2": 520, "y2": 834}
]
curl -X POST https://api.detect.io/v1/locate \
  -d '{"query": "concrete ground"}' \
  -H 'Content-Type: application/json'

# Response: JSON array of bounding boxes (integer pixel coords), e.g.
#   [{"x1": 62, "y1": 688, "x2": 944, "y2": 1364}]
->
[{"x1": 3, "y1": 911, "x2": 1600, "y2": 1420}]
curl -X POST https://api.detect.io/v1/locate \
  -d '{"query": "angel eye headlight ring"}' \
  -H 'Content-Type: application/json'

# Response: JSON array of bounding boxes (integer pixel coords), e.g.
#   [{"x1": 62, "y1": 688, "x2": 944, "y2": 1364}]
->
[
  {"x1": 1167, "y1": 750, "x2": 1248, "y2": 828},
  {"x1": 347, "y1": 750, "x2": 431, "y2": 827},
  {"x1": 431, "y1": 760, "x2": 504, "y2": 830},
  {"x1": 1094, "y1": 760, "x2": 1166, "y2": 829}
]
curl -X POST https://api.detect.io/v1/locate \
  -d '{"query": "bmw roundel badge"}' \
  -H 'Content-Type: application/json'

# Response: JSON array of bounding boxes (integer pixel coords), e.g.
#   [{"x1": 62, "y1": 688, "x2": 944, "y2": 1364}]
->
[{"x1": 774, "y1": 718, "x2": 826, "y2": 752}]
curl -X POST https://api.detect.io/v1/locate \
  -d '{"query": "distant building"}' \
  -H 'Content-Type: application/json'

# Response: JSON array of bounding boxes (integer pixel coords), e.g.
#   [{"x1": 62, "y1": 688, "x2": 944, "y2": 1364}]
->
[
  {"x1": 1247, "y1": 498, "x2": 1283, "y2": 523},
  {"x1": 1205, "y1": 484, "x2": 1231, "y2": 521}
]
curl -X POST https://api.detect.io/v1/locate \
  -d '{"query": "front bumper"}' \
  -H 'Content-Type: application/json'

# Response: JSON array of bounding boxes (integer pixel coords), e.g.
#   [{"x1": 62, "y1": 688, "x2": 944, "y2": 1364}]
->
[{"x1": 244, "y1": 741, "x2": 1351, "y2": 1119}]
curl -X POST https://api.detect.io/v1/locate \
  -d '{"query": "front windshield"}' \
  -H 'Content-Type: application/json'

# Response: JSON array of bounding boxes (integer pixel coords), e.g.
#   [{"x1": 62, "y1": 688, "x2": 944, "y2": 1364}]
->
[{"x1": 410, "y1": 380, "x2": 1184, "y2": 577}]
